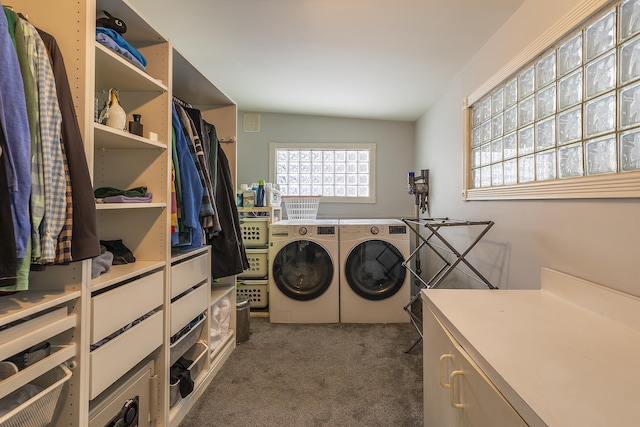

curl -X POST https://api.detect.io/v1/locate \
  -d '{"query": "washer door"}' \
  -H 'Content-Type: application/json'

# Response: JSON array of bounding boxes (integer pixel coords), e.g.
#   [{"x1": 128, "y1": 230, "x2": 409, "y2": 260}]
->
[
  {"x1": 344, "y1": 239, "x2": 406, "y2": 300},
  {"x1": 272, "y1": 240, "x2": 334, "y2": 301}
]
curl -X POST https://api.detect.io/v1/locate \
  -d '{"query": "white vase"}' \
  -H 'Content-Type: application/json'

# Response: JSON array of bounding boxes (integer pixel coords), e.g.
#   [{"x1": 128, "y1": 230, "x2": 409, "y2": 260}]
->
[{"x1": 105, "y1": 89, "x2": 126, "y2": 131}]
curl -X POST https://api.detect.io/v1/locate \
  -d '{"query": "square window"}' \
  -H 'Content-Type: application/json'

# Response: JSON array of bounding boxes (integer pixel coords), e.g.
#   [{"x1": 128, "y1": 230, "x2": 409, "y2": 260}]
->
[
  {"x1": 518, "y1": 67, "x2": 535, "y2": 98},
  {"x1": 518, "y1": 155, "x2": 535, "y2": 183},
  {"x1": 536, "y1": 84, "x2": 556, "y2": 119},
  {"x1": 584, "y1": 51, "x2": 616, "y2": 99},
  {"x1": 618, "y1": 34, "x2": 640, "y2": 84},
  {"x1": 536, "y1": 150, "x2": 557, "y2": 181},
  {"x1": 558, "y1": 143, "x2": 584, "y2": 178},
  {"x1": 558, "y1": 70, "x2": 583, "y2": 110},
  {"x1": 271, "y1": 144, "x2": 375, "y2": 202},
  {"x1": 491, "y1": 163, "x2": 504, "y2": 186},
  {"x1": 558, "y1": 33, "x2": 582, "y2": 76},
  {"x1": 619, "y1": 0, "x2": 640, "y2": 42},
  {"x1": 584, "y1": 92, "x2": 616, "y2": 138},
  {"x1": 585, "y1": 11, "x2": 616, "y2": 62},
  {"x1": 619, "y1": 129, "x2": 640, "y2": 171},
  {"x1": 492, "y1": 89, "x2": 504, "y2": 115},
  {"x1": 504, "y1": 159, "x2": 517, "y2": 185},
  {"x1": 504, "y1": 132, "x2": 517, "y2": 159},
  {"x1": 557, "y1": 107, "x2": 582, "y2": 145},
  {"x1": 518, "y1": 126, "x2": 534, "y2": 156},
  {"x1": 536, "y1": 52, "x2": 556, "y2": 89},
  {"x1": 618, "y1": 81, "x2": 640, "y2": 128},
  {"x1": 535, "y1": 118, "x2": 556, "y2": 151},
  {"x1": 505, "y1": 79, "x2": 518, "y2": 106},
  {"x1": 585, "y1": 136, "x2": 617, "y2": 175}
]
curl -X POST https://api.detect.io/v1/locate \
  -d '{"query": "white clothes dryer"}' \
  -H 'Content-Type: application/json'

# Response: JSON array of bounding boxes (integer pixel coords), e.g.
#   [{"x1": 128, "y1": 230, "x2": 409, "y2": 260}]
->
[
  {"x1": 268, "y1": 220, "x2": 340, "y2": 323},
  {"x1": 339, "y1": 219, "x2": 410, "y2": 323}
]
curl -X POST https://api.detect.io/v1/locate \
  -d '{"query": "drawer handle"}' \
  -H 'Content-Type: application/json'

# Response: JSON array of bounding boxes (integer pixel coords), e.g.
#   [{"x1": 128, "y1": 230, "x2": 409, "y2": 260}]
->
[
  {"x1": 439, "y1": 353, "x2": 453, "y2": 388},
  {"x1": 449, "y1": 370, "x2": 464, "y2": 409}
]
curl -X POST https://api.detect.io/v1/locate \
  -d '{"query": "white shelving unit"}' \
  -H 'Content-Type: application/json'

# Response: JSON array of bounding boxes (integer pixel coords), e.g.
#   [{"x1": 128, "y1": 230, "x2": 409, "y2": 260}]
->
[
  {"x1": 3, "y1": 1, "x2": 238, "y2": 426},
  {"x1": 237, "y1": 206, "x2": 281, "y2": 317}
]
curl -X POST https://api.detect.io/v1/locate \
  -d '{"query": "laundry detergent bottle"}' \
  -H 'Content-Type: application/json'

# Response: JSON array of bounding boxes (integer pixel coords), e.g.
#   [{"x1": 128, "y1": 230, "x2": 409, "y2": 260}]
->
[
  {"x1": 266, "y1": 183, "x2": 281, "y2": 207},
  {"x1": 256, "y1": 180, "x2": 266, "y2": 207}
]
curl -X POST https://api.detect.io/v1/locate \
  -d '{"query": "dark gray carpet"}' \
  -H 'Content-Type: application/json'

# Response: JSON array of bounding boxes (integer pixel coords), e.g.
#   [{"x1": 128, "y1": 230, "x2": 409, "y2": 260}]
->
[{"x1": 179, "y1": 318, "x2": 423, "y2": 426}]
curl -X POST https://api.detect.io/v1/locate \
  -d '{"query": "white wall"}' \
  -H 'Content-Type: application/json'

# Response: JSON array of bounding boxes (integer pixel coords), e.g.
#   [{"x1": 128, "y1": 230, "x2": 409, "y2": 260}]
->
[
  {"x1": 416, "y1": 0, "x2": 640, "y2": 295},
  {"x1": 237, "y1": 112, "x2": 416, "y2": 219}
]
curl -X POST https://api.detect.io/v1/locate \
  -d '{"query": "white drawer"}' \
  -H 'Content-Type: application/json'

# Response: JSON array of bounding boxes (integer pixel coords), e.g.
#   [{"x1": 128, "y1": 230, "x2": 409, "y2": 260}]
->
[
  {"x1": 89, "y1": 311, "x2": 162, "y2": 400},
  {"x1": 170, "y1": 284, "x2": 208, "y2": 336},
  {"x1": 91, "y1": 271, "x2": 164, "y2": 344},
  {"x1": 171, "y1": 254, "x2": 208, "y2": 298}
]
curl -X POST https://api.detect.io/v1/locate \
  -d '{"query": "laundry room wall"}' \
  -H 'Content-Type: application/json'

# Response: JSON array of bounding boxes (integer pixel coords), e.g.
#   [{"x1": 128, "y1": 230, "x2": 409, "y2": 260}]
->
[
  {"x1": 415, "y1": 0, "x2": 640, "y2": 295},
  {"x1": 236, "y1": 111, "x2": 416, "y2": 219}
]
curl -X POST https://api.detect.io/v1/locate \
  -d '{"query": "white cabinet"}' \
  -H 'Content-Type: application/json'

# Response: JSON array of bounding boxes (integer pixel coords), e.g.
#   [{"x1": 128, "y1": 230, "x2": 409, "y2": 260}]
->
[
  {"x1": 422, "y1": 268, "x2": 640, "y2": 427},
  {"x1": 423, "y1": 307, "x2": 526, "y2": 427}
]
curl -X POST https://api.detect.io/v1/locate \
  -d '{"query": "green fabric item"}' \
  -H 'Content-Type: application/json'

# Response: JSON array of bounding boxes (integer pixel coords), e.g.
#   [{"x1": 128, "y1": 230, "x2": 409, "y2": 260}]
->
[
  {"x1": 94, "y1": 186, "x2": 147, "y2": 198},
  {"x1": 3, "y1": 7, "x2": 17, "y2": 47}
]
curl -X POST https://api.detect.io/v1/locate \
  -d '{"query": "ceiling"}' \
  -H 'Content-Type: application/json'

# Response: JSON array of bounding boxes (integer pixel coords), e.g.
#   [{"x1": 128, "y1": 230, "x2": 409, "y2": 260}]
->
[{"x1": 129, "y1": 0, "x2": 525, "y2": 122}]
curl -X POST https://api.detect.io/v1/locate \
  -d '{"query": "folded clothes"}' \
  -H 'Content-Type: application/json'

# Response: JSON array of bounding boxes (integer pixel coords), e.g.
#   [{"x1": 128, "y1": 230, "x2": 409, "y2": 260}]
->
[
  {"x1": 96, "y1": 27, "x2": 147, "y2": 67},
  {"x1": 94, "y1": 186, "x2": 147, "y2": 198},
  {"x1": 102, "y1": 193, "x2": 153, "y2": 203}
]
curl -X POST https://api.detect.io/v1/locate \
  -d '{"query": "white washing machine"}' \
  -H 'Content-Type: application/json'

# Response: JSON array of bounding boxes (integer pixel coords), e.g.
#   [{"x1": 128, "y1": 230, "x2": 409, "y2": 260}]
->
[
  {"x1": 268, "y1": 220, "x2": 340, "y2": 323},
  {"x1": 339, "y1": 219, "x2": 410, "y2": 323}
]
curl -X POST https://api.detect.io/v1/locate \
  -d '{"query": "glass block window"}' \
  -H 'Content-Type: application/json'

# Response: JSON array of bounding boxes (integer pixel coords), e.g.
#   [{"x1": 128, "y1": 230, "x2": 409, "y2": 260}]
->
[
  {"x1": 466, "y1": 0, "x2": 640, "y2": 199},
  {"x1": 269, "y1": 142, "x2": 376, "y2": 202}
]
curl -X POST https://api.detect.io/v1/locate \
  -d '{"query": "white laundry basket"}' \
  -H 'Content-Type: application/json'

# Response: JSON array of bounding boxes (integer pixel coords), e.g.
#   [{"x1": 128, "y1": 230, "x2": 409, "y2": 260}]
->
[{"x1": 282, "y1": 196, "x2": 321, "y2": 221}]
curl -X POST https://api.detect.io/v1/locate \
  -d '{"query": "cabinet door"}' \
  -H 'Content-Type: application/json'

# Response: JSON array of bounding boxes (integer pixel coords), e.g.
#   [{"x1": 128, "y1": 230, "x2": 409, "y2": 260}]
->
[
  {"x1": 423, "y1": 306, "x2": 457, "y2": 426},
  {"x1": 423, "y1": 305, "x2": 527, "y2": 427},
  {"x1": 450, "y1": 340, "x2": 527, "y2": 427}
]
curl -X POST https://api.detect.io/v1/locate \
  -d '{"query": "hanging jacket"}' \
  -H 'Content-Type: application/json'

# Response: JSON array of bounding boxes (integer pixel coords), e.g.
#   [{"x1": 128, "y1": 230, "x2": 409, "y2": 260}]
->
[
  {"x1": 208, "y1": 142, "x2": 249, "y2": 279},
  {"x1": 38, "y1": 28, "x2": 101, "y2": 261}
]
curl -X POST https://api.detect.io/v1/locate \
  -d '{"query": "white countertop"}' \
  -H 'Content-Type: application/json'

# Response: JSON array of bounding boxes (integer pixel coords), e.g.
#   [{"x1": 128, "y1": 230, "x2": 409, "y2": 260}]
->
[{"x1": 422, "y1": 269, "x2": 640, "y2": 427}]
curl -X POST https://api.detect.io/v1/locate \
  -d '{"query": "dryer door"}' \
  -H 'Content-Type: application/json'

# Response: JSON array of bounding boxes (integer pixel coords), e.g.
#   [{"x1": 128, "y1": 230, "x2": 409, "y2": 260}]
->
[
  {"x1": 272, "y1": 240, "x2": 334, "y2": 301},
  {"x1": 344, "y1": 239, "x2": 406, "y2": 300}
]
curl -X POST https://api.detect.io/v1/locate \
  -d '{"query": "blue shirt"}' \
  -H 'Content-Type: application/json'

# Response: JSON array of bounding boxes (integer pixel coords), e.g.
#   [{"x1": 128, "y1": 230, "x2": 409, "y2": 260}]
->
[{"x1": 0, "y1": 6, "x2": 32, "y2": 259}]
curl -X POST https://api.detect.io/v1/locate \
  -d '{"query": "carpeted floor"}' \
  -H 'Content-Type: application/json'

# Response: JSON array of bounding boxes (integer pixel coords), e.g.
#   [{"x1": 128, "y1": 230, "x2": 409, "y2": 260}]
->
[{"x1": 179, "y1": 317, "x2": 423, "y2": 427}]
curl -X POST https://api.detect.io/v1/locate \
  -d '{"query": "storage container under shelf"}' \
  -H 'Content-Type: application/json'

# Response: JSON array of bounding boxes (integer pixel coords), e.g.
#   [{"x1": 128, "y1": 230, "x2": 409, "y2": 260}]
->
[
  {"x1": 240, "y1": 217, "x2": 269, "y2": 247},
  {"x1": 238, "y1": 248, "x2": 268, "y2": 278},
  {"x1": 236, "y1": 280, "x2": 268, "y2": 309},
  {"x1": 169, "y1": 340, "x2": 208, "y2": 409},
  {"x1": 0, "y1": 363, "x2": 72, "y2": 427},
  {"x1": 169, "y1": 314, "x2": 206, "y2": 367}
]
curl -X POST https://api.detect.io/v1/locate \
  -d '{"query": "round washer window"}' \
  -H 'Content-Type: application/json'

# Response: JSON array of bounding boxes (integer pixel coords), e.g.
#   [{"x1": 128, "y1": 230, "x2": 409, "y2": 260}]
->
[
  {"x1": 272, "y1": 240, "x2": 334, "y2": 301},
  {"x1": 344, "y1": 239, "x2": 406, "y2": 301}
]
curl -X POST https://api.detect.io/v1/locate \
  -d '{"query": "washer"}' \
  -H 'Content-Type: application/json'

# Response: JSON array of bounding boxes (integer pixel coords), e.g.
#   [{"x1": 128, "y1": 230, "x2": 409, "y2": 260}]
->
[
  {"x1": 339, "y1": 219, "x2": 410, "y2": 323},
  {"x1": 268, "y1": 220, "x2": 340, "y2": 323}
]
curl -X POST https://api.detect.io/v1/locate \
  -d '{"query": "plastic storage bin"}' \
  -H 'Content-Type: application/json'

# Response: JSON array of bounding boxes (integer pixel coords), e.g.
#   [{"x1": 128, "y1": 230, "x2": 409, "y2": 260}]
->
[
  {"x1": 238, "y1": 249, "x2": 268, "y2": 278},
  {"x1": 236, "y1": 280, "x2": 268, "y2": 309},
  {"x1": 240, "y1": 217, "x2": 269, "y2": 247},
  {"x1": 169, "y1": 341, "x2": 208, "y2": 408},
  {"x1": 282, "y1": 196, "x2": 321, "y2": 221}
]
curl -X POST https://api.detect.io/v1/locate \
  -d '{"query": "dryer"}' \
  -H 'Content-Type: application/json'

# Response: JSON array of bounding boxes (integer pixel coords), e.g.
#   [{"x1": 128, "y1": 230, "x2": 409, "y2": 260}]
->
[
  {"x1": 268, "y1": 220, "x2": 340, "y2": 323},
  {"x1": 339, "y1": 219, "x2": 410, "y2": 323}
]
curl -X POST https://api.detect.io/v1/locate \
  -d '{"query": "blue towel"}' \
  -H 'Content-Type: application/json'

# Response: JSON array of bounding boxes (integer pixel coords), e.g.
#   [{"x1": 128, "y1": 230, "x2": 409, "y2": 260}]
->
[{"x1": 96, "y1": 27, "x2": 147, "y2": 67}]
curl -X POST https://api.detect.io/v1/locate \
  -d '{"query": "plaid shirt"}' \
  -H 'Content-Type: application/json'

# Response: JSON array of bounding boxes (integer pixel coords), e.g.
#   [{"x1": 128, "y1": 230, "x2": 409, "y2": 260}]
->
[{"x1": 30, "y1": 20, "x2": 65, "y2": 263}]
